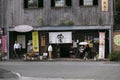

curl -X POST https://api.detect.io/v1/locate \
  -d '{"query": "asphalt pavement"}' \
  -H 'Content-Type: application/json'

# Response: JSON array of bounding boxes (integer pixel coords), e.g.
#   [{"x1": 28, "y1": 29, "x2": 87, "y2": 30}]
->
[
  {"x1": 0, "y1": 60, "x2": 120, "y2": 80},
  {"x1": 0, "y1": 68, "x2": 19, "y2": 80}
]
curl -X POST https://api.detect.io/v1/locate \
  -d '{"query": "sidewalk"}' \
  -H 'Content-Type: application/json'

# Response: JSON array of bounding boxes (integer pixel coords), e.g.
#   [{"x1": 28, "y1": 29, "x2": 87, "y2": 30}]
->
[
  {"x1": 0, "y1": 68, "x2": 19, "y2": 80},
  {"x1": 2, "y1": 58, "x2": 108, "y2": 62}
]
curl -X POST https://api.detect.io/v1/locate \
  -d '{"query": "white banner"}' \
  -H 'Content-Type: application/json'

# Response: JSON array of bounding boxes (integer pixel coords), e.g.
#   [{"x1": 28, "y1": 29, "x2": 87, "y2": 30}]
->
[
  {"x1": 49, "y1": 32, "x2": 72, "y2": 44},
  {"x1": 98, "y1": 32, "x2": 105, "y2": 59}
]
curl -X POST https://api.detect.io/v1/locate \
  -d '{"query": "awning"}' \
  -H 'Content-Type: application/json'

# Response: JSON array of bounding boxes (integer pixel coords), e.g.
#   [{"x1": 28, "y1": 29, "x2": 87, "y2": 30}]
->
[
  {"x1": 13, "y1": 25, "x2": 33, "y2": 32},
  {"x1": 9, "y1": 26, "x2": 111, "y2": 31}
]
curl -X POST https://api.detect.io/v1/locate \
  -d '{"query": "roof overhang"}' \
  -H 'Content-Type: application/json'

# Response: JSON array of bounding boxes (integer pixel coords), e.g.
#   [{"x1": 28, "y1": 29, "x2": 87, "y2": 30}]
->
[{"x1": 8, "y1": 25, "x2": 112, "y2": 31}]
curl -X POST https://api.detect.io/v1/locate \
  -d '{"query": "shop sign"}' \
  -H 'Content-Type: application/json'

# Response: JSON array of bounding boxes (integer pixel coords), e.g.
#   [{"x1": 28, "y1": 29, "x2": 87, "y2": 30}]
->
[
  {"x1": 98, "y1": 32, "x2": 105, "y2": 59},
  {"x1": 32, "y1": 31, "x2": 39, "y2": 52},
  {"x1": 49, "y1": 32, "x2": 72, "y2": 44},
  {"x1": 114, "y1": 35, "x2": 120, "y2": 46},
  {"x1": 101, "y1": 0, "x2": 108, "y2": 11},
  {"x1": 2, "y1": 36, "x2": 7, "y2": 53},
  {"x1": 14, "y1": 25, "x2": 33, "y2": 32},
  {"x1": 41, "y1": 36, "x2": 46, "y2": 47}
]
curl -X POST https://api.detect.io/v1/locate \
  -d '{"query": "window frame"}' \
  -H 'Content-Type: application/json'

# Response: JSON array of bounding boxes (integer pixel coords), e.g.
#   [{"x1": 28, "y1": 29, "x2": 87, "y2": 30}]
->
[
  {"x1": 51, "y1": 0, "x2": 72, "y2": 7},
  {"x1": 55, "y1": 0, "x2": 65, "y2": 7},
  {"x1": 79, "y1": 0, "x2": 98, "y2": 6},
  {"x1": 28, "y1": 0, "x2": 39, "y2": 8},
  {"x1": 24, "y1": 0, "x2": 43, "y2": 9},
  {"x1": 84, "y1": 0, "x2": 93, "y2": 6}
]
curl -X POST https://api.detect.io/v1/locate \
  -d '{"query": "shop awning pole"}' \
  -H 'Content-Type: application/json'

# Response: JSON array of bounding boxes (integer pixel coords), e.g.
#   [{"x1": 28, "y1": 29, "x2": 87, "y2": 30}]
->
[{"x1": 109, "y1": 29, "x2": 112, "y2": 54}]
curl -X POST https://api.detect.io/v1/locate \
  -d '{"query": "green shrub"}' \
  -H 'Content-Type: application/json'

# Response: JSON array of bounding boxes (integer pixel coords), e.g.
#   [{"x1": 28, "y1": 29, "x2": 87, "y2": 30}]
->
[
  {"x1": 65, "y1": 20, "x2": 74, "y2": 26},
  {"x1": 109, "y1": 51, "x2": 120, "y2": 61}
]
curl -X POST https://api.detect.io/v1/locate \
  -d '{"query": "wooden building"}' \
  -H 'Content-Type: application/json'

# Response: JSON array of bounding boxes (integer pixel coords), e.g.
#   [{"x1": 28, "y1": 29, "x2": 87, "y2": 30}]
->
[{"x1": 1, "y1": 0, "x2": 114, "y2": 59}]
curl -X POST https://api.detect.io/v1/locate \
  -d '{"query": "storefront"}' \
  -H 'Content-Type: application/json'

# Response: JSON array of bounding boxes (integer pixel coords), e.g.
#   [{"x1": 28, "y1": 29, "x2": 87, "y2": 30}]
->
[{"x1": 8, "y1": 26, "x2": 111, "y2": 59}]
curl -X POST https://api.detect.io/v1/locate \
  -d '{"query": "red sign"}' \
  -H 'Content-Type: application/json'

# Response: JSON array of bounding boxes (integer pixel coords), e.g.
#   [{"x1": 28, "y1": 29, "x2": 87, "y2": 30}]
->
[{"x1": 2, "y1": 36, "x2": 7, "y2": 53}]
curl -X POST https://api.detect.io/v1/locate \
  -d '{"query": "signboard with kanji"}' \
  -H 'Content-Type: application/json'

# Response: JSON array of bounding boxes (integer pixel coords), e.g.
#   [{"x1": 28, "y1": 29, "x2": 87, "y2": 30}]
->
[{"x1": 101, "y1": 0, "x2": 108, "y2": 11}]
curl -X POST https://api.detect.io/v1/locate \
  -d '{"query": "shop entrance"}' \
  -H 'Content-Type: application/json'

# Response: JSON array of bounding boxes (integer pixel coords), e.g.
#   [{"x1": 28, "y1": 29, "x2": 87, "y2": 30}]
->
[
  {"x1": 52, "y1": 44, "x2": 71, "y2": 58},
  {"x1": 59, "y1": 44, "x2": 71, "y2": 58}
]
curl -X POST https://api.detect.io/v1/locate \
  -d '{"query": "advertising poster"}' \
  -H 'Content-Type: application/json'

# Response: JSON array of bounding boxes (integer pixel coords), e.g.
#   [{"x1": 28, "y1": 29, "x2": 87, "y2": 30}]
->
[
  {"x1": 32, "y1": 31, "x2": 39, "y2": 52},
  {"x1": 98, "y1": 32, "x2": 105, "y2": 59}
]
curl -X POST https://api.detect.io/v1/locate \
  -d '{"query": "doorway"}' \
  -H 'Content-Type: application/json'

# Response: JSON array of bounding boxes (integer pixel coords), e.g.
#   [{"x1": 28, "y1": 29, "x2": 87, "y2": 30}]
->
[{"x1": 60, "y1": 44, "x2": 71, "y2": 58}]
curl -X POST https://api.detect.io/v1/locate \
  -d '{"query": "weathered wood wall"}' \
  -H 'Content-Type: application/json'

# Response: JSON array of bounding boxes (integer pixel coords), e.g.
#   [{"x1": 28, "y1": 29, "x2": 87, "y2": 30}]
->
[
  {"x1": 0, "y1": 0, "x2": 8, "y2": 28},
  {"x1": 5, "y1": 0, "x2": 113, "y2": 27},
  {"x1": 0, "y1": 0, "x2": 1, "y2": 26}
]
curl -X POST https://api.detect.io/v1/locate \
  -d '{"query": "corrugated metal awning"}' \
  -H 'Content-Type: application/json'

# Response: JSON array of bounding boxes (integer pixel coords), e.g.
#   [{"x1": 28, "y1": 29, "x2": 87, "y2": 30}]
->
[{"x1": 8, "y1": 26, "x2": 111, "y2": 31}]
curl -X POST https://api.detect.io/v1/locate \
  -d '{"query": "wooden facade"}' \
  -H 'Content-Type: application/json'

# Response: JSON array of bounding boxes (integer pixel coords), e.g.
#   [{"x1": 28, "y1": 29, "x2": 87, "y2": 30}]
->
[
  {"x1": 2, "y1": 0, "x2": 113, "y2": 27},
  {"x1": 0, "y1": 0, "x2": 114, "y2": 59}
]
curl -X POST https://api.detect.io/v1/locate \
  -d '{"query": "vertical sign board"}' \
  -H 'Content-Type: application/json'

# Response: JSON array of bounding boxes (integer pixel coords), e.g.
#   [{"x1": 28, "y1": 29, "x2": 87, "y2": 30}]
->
[
  {"x1": 32, "y1": 31, "x2": 39, "y2": 52},
  {"x1": 41, "y1": 36, "x2": 46, "y2": 47},
  {"x1": 102, "y1": 0, "x2": 108, "y2": 11},
  {"x1": 99, "y1": 32, "x2": 105, "y2": 59},
  {"x1": 2, "y1": 36, "x2": 7, "y2": 53}
]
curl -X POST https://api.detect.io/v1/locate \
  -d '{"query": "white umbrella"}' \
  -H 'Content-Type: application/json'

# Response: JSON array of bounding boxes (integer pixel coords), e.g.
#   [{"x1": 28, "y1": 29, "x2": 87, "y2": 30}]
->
[
  {"x1": 79, "y1": 42, "x2": 88, "y2": 45},
  {"x1": 14, "y1": 25, "x2": 33, "y2": 32}
]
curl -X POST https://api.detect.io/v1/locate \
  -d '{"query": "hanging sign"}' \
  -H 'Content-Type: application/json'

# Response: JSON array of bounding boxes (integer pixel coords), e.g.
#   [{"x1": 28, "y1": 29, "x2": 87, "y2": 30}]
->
[
  {"x1": 101, "y1": 0, "x2": 108, "y2": 11},
  {"x1": 98, "y1": 32, "x2": 105, "y2": 59},
  {"x1": 32, "y1": 31, "x2": 39, "y2": 52},
  {"x1": 49, "y1": 32, "x2": 72, "y2": 44},
  {"x1": 41, "y1": 36, "x2": 46, "y2": 47},
  {"x1": 2, "y1": 36, "x2": 7, "y2": 53}
]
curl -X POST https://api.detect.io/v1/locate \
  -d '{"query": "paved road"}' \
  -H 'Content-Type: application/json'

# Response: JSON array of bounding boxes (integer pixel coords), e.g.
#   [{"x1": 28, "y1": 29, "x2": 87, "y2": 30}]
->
[
  {"x1": 0, "y1": 68, "x2": 19, "y2": 80},
  {"x1": 0, "y1": 61, "x2": 120, "y2": 80}
]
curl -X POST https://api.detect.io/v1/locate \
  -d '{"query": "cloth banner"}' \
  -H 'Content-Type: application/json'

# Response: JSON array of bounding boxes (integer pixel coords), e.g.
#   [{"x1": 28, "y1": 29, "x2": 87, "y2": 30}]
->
[
  {"x1": 2, "y1": 36, "x2": 7, "y2": 53},
  {"x1": 98, "y1": 32, "x2": 105, "y2": 59},
  {"x1": 49, "y1": 32, "x2": 72, "y2": 44},
  {"x1": 32, "y1": 31, "x2": 39, "y2": 52}
]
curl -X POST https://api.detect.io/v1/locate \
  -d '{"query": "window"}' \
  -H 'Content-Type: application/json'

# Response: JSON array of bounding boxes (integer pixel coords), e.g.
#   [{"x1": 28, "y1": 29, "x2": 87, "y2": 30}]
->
[
  {"x1": 84, "y1": 0, "x2": 93, "y2": 5},
  {"x1": 80, "y1": 0, "x2": 98, "y2": 6},
  {"x1": 51, "y1": 0, "x2": 72, "y2": 7},
  {"x1": 24, "y1": 0, "x2": 43, "y2": 8},
  {"x1": 28, "y1": 0, "x2": 38, "y2": 8},
  {"x1": 55, "y1": 0, "x2": 65, "y2": 7}
]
